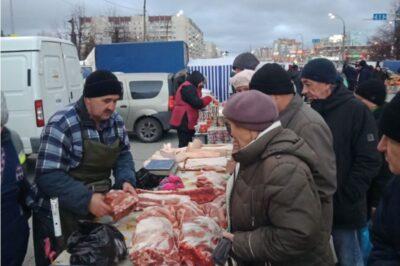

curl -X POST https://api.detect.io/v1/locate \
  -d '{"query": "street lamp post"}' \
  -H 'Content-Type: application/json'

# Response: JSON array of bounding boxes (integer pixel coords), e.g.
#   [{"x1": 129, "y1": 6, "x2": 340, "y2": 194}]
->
[{"x1": 329, "y1": 13, "x2": 346, "y2": 62}]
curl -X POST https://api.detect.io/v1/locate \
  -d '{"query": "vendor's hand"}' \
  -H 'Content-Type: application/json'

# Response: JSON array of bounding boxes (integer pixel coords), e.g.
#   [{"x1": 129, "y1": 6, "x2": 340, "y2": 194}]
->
[
  {"x1": 89, "y1": 193, "x2": 112, "y2": 217},
  {"x1": 123, "y1": 182, "x2": 138, "y2": 197},
  {"x1": 222, "y1": 231, "x2": 234, "y2": 241}
]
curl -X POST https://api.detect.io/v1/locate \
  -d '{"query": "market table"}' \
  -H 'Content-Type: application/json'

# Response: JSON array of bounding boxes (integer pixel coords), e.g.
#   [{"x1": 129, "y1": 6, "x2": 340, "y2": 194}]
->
[{"x1": 53, "y1": 144, "x2": 232, "y2": 265}]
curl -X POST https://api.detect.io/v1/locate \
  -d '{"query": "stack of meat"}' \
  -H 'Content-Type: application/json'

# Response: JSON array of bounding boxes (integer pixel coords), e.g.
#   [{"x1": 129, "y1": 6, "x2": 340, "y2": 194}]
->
[
  {"x1": 131, "y1": 172, "x2": 228, "y2": 265},
  {"x1": 130, "y1": 202, "x2": 222, "y2": 266}
]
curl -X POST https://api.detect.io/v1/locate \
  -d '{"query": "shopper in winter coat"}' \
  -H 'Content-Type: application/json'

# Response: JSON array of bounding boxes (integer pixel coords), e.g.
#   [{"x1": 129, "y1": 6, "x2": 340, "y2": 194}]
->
[
  {"x1": 355, "y1": 79, "x2": 392, "y2": 220},
  {"x1": 250, "y1": 63, "x2": 337, "y2": 246},
  {"x1": 1, "y1": 92, "x2": 35, "y2": 266},
  {"x1": 368, "y1": 93, "x2": 400, "y2": 265},
  {"x1": 342, "y1": 62, "x2": 358, "y2": 91},
  {"x1": 301, "y1": 58, "x2": 382, "y2": 266},
  {"x1": 287, "y1": 64, "x2": 303, "y2": 94},
  {"x1": 232, "y1": 52, "x2": 260, "y2": 74},
  {"x1": 229, "y1": 69, "x2": 255, "y2": 92},
  {"x1": 357, "y1": 60, "x2": 373, "y2": 86},
  {"x1": 170, "y1": 71, "x2": 215, "y2": 147},
  {"x1": 222, "y1": 90, "x2": 333, "y2": 266},
  {"x1": 354, "y1": 79, "x2": 393, "y2": 263}
]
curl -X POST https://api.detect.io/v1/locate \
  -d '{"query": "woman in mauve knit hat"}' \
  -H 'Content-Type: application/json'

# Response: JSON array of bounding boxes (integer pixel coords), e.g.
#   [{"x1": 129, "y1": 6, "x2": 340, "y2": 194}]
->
[{"x1": 221, "y1": 90, "x2": 334, "y2": 266}]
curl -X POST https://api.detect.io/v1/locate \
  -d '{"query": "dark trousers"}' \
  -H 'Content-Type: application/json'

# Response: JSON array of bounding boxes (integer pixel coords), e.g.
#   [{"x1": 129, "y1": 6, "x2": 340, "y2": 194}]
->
[{"x1": 177, "y1": 129, "x2": 195, "y2": 148}]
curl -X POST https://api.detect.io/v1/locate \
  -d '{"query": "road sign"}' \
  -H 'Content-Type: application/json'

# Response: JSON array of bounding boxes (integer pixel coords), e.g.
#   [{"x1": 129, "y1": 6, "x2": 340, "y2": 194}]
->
[
  {"x1": 373, "y1": 13, "x2": 387, "y2": 20},
  {"x1": 312, "y1": 39, "x2": 320, "y2": 44}
]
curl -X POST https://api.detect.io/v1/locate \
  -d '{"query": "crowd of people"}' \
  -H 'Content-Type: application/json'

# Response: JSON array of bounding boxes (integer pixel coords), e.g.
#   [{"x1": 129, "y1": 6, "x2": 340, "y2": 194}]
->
[{"x1": 1, "y1": 52, "x2": 399, "y2": 266}]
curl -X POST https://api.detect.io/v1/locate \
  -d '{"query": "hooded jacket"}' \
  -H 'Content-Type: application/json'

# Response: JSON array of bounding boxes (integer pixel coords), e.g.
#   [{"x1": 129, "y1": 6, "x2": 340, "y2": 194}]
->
[
  {"x1": 229, "y1": 125, "x2": 333, "y2": 266},
  {"x1": 311, "y1": 84, "x2": 381, "y2": 229}
]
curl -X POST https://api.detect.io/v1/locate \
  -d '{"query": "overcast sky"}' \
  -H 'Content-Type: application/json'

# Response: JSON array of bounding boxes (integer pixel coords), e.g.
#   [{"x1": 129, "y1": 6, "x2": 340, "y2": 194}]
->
[{"x1": 1, "y1": 0, "x2": 397, "y2": 54}]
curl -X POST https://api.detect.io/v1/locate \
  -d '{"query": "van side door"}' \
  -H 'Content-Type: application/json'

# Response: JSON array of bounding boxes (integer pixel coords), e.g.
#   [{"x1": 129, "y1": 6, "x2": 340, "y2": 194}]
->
[
  {"x1": 40, "y1": 41, "x2": 70, "y2": 118},
  {"x1": 61, "y1": 43, "x2": 83, "y2": 102}
]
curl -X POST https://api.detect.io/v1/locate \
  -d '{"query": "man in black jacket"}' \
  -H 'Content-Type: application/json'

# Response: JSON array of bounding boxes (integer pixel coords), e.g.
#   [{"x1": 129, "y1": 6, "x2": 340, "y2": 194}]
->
[
  {"x1": 368, "y1": 93, "x2": 400, "y2": 265},
  {"x1": 301, "y1": 58, "x2": 382, "y2": 266}
]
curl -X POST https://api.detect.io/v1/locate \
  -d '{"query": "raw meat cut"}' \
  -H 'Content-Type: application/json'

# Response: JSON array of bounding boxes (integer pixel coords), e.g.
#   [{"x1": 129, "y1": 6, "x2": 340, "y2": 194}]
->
[
  {"x1": 179, "y1": 216, "x2": 222, "y2": 266},
  {"x1": 136, "y1": 206, "x2": 179, "y2": 231},
  {"x1": 196, "y1": 172, "x2": 227, "y2": 193},
  {"x1": 184, "y1": 157, "x2": 228, "y2": 172},
  {"x1": 201, "y1": 195, "x2": 227, "y2": 229},
  {"x1": 137, "y1": 187, "x2": 218, "y2": 204},
  {"x1": 173, "y1": 202, "x2": 205, "y2": 226},
  {"x1": 104, "y1": 190, "x2": 139, "y2": 221},
  {"x1": 130, "y1": 216, "x2": 180, "y2": 266},
  {"x1": 135, "y1": 193, "x2": 191, "y2": 210}
]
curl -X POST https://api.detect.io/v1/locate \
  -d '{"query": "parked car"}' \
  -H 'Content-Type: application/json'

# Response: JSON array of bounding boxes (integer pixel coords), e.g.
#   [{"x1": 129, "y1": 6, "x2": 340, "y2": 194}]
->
[
  {"x1": 114, "y1": 72, "x2": 179, "y2": 142},
  {"x1": 1, "y1": 36, "x2": 83, "y2": 154}
]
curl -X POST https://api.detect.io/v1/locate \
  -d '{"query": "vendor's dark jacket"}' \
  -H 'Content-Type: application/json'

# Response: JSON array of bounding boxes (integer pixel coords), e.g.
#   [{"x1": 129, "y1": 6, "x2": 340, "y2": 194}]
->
[
  {"x1": 368, "y1": 175, "x2": 400, "y2": 265},
  {"x1": 279, "y1": 94, "x2": 336, "y2": 235},
  {"x1": 311, "y1": 83, "x2": 381, "y2": 229},
  {"x1": 230, "y1": 125, "x2": 334, "y2": 266}
]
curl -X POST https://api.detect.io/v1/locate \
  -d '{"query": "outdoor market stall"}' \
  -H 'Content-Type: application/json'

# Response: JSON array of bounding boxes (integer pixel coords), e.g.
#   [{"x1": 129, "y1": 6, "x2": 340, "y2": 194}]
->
[{"x1": 53, "y1": 141, "x2": 233, "y2": 266}]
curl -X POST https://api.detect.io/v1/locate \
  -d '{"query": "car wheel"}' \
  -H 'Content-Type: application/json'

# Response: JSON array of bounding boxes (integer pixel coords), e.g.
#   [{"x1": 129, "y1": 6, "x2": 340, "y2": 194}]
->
[{"x1": 135, "y1": 117, "x2": 163, "y2": 142}]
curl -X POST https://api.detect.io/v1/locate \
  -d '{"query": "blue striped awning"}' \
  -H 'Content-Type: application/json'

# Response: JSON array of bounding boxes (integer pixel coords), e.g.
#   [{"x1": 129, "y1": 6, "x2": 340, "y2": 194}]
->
[{"x1": 188, "y1": 64, "x2": 232, "y2": 102}]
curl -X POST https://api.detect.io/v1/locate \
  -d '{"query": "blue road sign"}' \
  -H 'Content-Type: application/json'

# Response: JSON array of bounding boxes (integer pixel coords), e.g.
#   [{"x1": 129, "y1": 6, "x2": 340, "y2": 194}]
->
[
  {"x1": 373, "y1": 13, "x2": 387, "y2": 20},
  {"x1": 312, "y1": 39, "x2": 321, "y2": 44}
]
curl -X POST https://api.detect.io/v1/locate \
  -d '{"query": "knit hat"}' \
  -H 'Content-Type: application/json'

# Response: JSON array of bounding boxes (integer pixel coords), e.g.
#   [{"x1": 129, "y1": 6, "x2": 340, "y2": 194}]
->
[
  {"x1": 301, "y1": 58, "x2": 338, "y2": 84},
  {"x1": 187, "y1": 71, "x2": 205, "y2": 87},
  {"x1": 355, "y1": 79, "x2": 387, "y2": 106},
  {"x1": 223, "y1": 90, "x2": 278, "y2": 131},
  {"x1": 379, "y1": 93, "x2": 400, "y2": 143},
  {"x1": 83, "y1": 70, "x2": 123, "y2": 98},
  {"x1": 359, "y1": 60, "x2": 367, "y2": 67},
  {"x1": 229, "y1": 69, "x2": 255, "y2": 89},
  {"x1": 1, "y1": 92, "x2": 9, "y2": 127},
  {"x1": 249, "y1": 63, "x2": 294, "y2": 95},
  {"x1": 232, "y1": 52, "x2": 260, "y2": 70}
]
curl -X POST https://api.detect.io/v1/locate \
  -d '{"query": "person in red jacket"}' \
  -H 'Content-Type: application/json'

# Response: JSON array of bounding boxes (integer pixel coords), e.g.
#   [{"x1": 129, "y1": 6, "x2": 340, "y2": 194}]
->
[{"x1": 170, "y1": 71, "x2": 214, "y2": 147}]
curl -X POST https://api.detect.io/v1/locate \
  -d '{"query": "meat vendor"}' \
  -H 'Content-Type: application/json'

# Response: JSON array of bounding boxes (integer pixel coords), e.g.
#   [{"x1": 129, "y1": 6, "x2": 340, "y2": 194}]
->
[
  {"x1": 170, "y1": 70, "x2": 217, "y2": 147},
  {"x1": 32, "y1": 70, "x2": 138, "y2": 266}
]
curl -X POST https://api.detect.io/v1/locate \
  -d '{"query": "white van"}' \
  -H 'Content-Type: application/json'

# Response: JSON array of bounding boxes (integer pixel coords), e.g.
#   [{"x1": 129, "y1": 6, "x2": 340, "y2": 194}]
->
[{"x1": 1, "y1": 36, "x2": 83, "y2": 154}]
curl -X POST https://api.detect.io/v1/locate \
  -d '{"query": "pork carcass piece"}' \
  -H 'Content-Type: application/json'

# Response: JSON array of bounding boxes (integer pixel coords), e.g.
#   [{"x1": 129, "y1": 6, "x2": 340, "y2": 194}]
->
[
  {"x1": 135, "y1": 193, "x2": 191, "y2": 210},
  {"x1": 201, "y1": 195, "x2": 227, "y2": 229},
  {"x1": 173, "y1": 201, "x2": 205, "y2": 226},
  {"x1": 136, "y1": 187, "x2": 218, "y2": 204},
  {"x1": 179, "y1": 216, "x2": 222, "y2": 266},
  {"x1": 184, "y1": 157, "x2": 228, "y2": 172},
  {"x1": 136, "y1": 206, "x2": 179, "y2": 232},
  {"x1": 104, "y1": 190, "x2": 139, "y2": 221},
  {"x1": 130, "y1": 216, "x2": 181, "y2": 266},
  {"x1": 196, "y1": 172, "x2": 227, "y2": 193}
]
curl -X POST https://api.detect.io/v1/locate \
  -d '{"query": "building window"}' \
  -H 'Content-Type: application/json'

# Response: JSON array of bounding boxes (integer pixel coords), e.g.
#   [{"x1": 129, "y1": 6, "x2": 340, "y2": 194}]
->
[{"x1": 129, "y1": 80, "x2": 163, "y2": 99}]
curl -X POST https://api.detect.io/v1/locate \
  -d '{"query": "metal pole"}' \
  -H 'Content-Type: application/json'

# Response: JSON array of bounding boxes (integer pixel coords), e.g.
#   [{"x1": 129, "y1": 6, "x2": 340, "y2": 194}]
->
[
  {"x1": 143, "y1": 0, "x2": 146, "y2": 41},
  {"x1": 336, "y1": 15, "x2": 346, "y2": 62}
]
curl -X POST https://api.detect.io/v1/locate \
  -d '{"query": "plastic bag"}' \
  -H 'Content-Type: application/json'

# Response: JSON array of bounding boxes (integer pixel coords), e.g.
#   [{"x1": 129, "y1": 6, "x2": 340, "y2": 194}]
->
[
  {"x1": 67, "y1": 221, "x2": 127, "y2": 266},
  {"x1": 136, "y1": 167, "x2": 165, "y2": 189}
]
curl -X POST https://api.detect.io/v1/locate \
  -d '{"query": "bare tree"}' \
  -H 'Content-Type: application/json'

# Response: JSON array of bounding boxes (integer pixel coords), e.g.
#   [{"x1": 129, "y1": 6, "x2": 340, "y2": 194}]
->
[
  {"x1": 68, "y1": 3, "x2": 88, "y2": 59},
  {"x1": 368, "y1": 0, "x2": 400, "y2": 60}
]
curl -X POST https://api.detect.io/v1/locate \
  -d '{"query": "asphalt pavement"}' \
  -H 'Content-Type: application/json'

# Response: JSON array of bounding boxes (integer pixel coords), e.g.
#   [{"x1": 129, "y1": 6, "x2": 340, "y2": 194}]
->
[{"x1": 22, "y1": 131, "x2": 179, "y2": 266}]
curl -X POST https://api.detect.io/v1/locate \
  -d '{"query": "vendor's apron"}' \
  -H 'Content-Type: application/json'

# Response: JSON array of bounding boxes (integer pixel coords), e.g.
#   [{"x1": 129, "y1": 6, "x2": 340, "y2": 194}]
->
[{"x1": 59, "y1": 127, "x2": 121, "y2": 246}]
